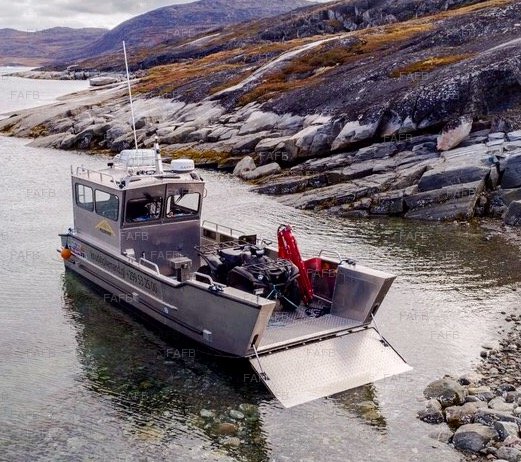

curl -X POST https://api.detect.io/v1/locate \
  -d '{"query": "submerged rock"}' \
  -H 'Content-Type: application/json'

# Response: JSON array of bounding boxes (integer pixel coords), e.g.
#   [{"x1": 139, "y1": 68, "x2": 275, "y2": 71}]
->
[
  {"x1": 216, "y1": 422, "x2": 238, "y2": 436},
  {"x1": 200, "y1": 409, "x2": 216, "y2": 419},
  {"x1": 229, "y1": 409, "x2": 245, "y2": 420},
  {"x1": 222, "y1": 436, "x2": 241, "y2": 447}
]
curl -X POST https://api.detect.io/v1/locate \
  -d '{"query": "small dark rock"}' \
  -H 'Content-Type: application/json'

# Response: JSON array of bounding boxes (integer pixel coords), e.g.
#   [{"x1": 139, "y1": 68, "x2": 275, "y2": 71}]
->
[
  {"x1": 418, "y1": 399, "x2": 444, "y2": 424},
  {"x1": 504, "y1": 201, "x2": 521, "y2": 226},
  {"x1": 498, "y1": 384, "x2": 517, "y2": 393},
  {"x1": 474, "y1": 409, "x2": 521, "y2": 427},
  {"x1": 494, "y1": 421, "x2": 520, "y2": 441},
  {"x1": 453, "y1": 423, "x2": 498, "y2": 453}
]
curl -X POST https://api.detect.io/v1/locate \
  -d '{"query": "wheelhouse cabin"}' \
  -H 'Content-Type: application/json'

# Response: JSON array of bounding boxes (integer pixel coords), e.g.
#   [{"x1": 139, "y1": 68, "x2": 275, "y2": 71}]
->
[{"x1": 72, "y1": 149, "x2": 203, "y2": 277}]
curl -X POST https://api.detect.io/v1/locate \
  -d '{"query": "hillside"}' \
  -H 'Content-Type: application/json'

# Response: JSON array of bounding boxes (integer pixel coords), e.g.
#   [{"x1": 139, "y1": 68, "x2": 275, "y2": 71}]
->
[
  {"x1": 3, "y1": 0, "x2": 521, "y2": 224},
  {"x1": 0, "y1": 27, "x2": 106, "y2": 66},
  {"x1": 66, "y1": 0, "x2": 312, "y2": 62}
]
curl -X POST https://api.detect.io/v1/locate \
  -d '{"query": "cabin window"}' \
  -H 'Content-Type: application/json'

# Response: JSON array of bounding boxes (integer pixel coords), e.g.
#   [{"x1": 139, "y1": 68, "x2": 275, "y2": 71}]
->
[
  {"x1": 125, "y1": 196, "x2": 163, "y2": 223},
  {"x1": 94, "y1": 190, "x2": 119, "y2": 221},
  {"x1": 75, "y1": 184, "x2": 94, "y2": 211},
  {"x1": 166, "y1": 192, "x2": 200, "y2": 218}
]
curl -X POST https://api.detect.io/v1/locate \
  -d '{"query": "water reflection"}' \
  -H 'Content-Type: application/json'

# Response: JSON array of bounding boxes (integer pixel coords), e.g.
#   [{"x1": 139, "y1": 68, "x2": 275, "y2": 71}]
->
[
  {"x1": 63, "y1": 269, "x2": 274, "y2": 460},
  {"x1": 62, "y1": 269, "x2": 389, "y2": 460}
]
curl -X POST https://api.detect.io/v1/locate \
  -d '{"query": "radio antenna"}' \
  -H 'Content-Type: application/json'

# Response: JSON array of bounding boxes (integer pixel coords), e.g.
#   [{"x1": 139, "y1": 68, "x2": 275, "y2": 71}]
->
[{"x1": 123, "y1": 41, "x2": 139, "y2": 151}]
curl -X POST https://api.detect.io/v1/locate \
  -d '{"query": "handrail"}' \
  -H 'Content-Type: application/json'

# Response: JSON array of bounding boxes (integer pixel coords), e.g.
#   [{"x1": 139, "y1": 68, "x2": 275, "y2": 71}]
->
[
  {"x1": 139, "y1": 257, "x2": 160, "y2": 275},
  {"x1": 318, "y1": 249, "x2": 357, "y2": 266},
  {"x1": 192, "y1": 272, "x2": 214, "y2": 285},
  {"x1": 318, "y1": 249, "x2": 343, "y2": 261},
  {"x1": 192, "y1": 272, "x2": 227, "y2": 288},
  {"x1": 202, "y1": 220, "x2": 245, "y2": 237},
  {"x1": 75, "y1": 166, "x2": 117, "y2": 185}
]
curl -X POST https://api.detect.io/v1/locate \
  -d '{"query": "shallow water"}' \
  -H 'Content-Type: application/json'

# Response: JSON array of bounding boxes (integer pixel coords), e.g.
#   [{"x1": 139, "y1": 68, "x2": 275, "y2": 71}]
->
[{"x1": 1, "y1": 78, "x2": 521, "y2": 462}]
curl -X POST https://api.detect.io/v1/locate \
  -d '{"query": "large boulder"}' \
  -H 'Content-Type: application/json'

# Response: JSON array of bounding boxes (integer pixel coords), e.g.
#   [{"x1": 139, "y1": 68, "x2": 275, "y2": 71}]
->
[
  {"x1": 233, "y1": 156, "x2": 256, "y2": 176},
  {"x1": 417, "y1": 164, "x2": 490, "y2": 192},
  {"x1": 370, "y1": 190, "x2": 405, "y2": 215},
  {"x1": 453, "y1": 423, "x2": 497, "y2": 453},
  {"x1": 405, "y1": 180, "x2": 485, "y2": 221},
  {"x1": 105, "y1": 123, "x2": 130, "y2": 143},
  {"x1": 285, "y1": 122, "x2": 339, "y2": 160},
  {"x1": 158, "y1": 125, "x2": 196, "y2": 145},
  {"x1": 504, "y1": 201, "x2": 521, "y2": 226},
  {"x1": 437, "y1": 116, "x2": 473, "y2": 151},
  {"x1": 230, "y1": 132, "x2": 271, "y2": 155},
  {"x1": 502, "y1": 153, "x2": 521, "y2": 189},
  {"x1": 254, "y1": 174, "x2": 328, "y2": 195},
  {"x1": 331, "y1": 120, "x2": 379, "y2": 151},
  {"x1": 238, "y1": 111, "x2": 281, "y2": 135},
  {"x1": 240, "y1": 163, "x2": 281, "y2": 180},
  {"x1": 424, "y1": 378, "x2": 466, "y2": 408}
]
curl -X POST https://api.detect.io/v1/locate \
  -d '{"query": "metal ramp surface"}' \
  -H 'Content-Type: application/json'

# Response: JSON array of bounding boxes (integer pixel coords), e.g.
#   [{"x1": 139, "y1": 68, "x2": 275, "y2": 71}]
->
[{"x1": 250, "y1": 327, "x2": 412, "y2": 408}]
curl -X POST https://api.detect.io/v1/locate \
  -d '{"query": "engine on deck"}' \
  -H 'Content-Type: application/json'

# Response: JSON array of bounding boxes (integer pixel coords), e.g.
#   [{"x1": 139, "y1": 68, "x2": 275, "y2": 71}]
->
[{"x1": 195, "y1": 242, "x2": 301, "y2": 311}]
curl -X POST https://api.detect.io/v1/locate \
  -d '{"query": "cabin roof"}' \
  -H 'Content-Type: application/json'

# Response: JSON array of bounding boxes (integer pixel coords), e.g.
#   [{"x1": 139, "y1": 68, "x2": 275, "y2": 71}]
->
[{"x1": 72, "y1": 166, "x2": 204, "y2": 191}]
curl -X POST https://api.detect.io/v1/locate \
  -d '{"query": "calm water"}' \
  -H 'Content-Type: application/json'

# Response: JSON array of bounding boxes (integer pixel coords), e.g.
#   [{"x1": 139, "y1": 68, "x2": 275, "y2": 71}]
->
[
  {"x1": 0, "y1": 66, "x2": 89, "y2": 116},
  {"x1": 1, "y1": 76, "x2": 521, "y2": 462}
]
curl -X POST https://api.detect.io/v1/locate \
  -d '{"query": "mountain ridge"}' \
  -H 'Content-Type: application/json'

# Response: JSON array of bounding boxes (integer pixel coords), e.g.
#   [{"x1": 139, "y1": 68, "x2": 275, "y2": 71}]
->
[
  {"x1": 0, "y1": 0, "x2": 314, "y2": 66},
  {"x1": 0, "y1": 27, "x2": 107, "y2": 66},
  {"x1": 62, "y1": 0, "x2": 314, "y2": 61}
]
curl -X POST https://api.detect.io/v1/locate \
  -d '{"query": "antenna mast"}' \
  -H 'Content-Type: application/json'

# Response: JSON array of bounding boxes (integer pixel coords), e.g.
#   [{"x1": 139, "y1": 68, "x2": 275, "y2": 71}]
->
[{"x1": 123, "y1": 41, "x2": 139, "y2": 151}]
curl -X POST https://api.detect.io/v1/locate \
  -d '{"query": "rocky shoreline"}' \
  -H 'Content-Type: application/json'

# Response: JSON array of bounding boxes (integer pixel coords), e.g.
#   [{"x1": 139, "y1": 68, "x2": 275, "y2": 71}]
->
[
  {"x1": 419, "y1": 312, "x2": 521, "y2": 461},
  {"x1": 1, "y1": 84, "x2": 521, "y2": 225},
  {"x1": 6, "y1": 69, "x2": 125, "y2": 83}
]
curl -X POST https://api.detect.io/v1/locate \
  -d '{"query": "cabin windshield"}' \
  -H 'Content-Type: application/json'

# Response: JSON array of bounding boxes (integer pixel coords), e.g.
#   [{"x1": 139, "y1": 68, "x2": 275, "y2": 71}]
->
[
  {"x1": 166, "y1": 192, "x2": 200, "y2": 218},
  {"x1": 126, "y1": 196, "x2": 163, "y2": 223}
]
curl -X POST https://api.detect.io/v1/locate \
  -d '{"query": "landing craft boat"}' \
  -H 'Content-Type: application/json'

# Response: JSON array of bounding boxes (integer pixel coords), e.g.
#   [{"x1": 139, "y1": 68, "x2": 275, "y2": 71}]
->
[{"x1": 58, "y1": 145, "x2": 412, "y2": 407}]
